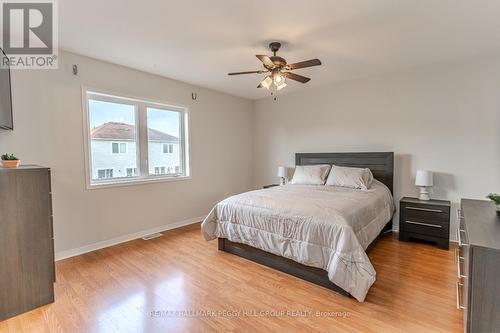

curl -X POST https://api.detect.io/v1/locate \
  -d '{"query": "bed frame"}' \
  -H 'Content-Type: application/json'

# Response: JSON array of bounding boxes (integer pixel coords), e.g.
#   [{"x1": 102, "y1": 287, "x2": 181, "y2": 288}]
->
[{"x1": 218, "y1": 152, "x2": 394, "y2": 296}]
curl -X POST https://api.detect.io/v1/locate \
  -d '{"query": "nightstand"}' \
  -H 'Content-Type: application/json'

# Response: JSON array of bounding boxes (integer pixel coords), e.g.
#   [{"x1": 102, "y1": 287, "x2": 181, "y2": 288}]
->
[
  {"x1": 399, "y1": 197, "x2": 451, "y2": 249},
  {"x1": 263, "y1": 184, "x2": 279, "y2": 189}
]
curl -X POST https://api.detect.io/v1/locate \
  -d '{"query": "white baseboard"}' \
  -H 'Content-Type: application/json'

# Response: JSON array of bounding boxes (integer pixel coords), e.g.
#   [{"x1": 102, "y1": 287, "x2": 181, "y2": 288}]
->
[{"x1": 55, "y1": 216, "x2": 205, "y2": 261}]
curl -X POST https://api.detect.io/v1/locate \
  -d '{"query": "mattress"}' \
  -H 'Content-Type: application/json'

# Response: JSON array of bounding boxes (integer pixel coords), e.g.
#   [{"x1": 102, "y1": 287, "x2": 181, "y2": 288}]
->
[{"x1": 201, "y1": 179, "x2": 394, "y2": 302}]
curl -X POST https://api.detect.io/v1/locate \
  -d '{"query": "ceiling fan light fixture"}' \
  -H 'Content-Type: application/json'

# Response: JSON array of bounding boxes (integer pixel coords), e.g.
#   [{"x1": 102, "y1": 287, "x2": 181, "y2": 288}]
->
[
  {"x1": 273, "y1": 71, "x2": 285, "y2": 85},
  {"x1": 260, "y1": 75, "x2": 273, "y2": 89},
  {"x1": 276, "y1": 81, "x2": 287, "y2": 90},
  {"x1": 227, "y1": 41, "x2": 321, "y2": 93}
]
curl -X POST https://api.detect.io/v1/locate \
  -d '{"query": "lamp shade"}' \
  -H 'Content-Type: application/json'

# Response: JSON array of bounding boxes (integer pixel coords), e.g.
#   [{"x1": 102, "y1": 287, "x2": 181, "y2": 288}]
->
[
  {"x1": 260, "y1": 76, "x2": 273, "y2": 89},
  {"x1": 277, "y1": 166, "x2": 287, "y2": 178},
  {"x1": 415, "y1": 170, "x2": 433, "y2": 187}
]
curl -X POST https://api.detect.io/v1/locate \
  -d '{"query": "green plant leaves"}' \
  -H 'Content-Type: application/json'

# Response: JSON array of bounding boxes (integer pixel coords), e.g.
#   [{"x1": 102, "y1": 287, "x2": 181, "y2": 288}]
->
[{"x1": 1, "y1": 153, "x2": 18, "y2": 161}]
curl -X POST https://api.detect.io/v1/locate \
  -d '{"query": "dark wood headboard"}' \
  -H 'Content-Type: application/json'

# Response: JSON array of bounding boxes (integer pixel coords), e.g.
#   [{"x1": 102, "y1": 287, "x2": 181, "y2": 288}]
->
[{"x1": 295, "y1": 152, "x2": 394, "y2": 194}]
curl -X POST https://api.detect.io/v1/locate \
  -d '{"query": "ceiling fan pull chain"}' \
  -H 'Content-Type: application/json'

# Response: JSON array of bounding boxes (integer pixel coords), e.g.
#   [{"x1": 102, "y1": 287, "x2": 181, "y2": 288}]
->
[{"x1": 270, "y1": 86, "x2": 279, "y2": 101}]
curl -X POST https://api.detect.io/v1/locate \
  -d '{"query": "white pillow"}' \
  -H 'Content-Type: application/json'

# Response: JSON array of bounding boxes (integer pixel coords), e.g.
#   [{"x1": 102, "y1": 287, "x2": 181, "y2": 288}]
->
[
  {"x1": 289, "y1": 165, "x2": 331, "y2": 185},
  {"x1": 325, "y1": 165, "x2": 374, "y2": 190}
]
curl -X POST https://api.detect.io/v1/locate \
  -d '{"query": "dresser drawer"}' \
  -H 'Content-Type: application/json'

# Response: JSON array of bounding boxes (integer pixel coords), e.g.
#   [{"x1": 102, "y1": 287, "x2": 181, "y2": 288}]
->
[
  {"x1": 401, "y1": 203, "x2": 450, "y2": 223},
  {"x1": 456, "y1": 236, "x2": 469, "y2": 316},
  {"x1": 457, "y1": 239, "x2": 469, "y2": 278},
  {"x1": 456, "y1": 211, "x2": 470, "y2": 329},
  {"x1": 400, "y1": 219, "x2": 449, "y2": 238}
]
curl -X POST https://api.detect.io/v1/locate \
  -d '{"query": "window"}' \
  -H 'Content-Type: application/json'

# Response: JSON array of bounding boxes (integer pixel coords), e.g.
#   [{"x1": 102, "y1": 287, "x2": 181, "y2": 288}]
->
[
  {"x1": 97, "y1": 168, "x2": 114, "y2": 179},
  {"x1": 126, "y1": 167, "x2": 137, "y2": 177},
  {"x1": 163, "y1": 143, "x2": 174, "y2": 154},
  {"x1": 84, "y1": 90, "x2": 189, "y2": 188},
  {"x1": 154, "y1": 166, "x2": 166, "y2": 175},
  {"x1": 112, "y1": 142, "x2": 127, "y2": 154},
  {"x1": 147, "y1": 107, "x2": 184, "y2": 176}
]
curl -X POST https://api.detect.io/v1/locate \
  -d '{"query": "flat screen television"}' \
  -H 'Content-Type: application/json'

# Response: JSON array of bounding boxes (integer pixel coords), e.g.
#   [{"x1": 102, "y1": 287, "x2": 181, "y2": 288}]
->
[{"x1": 0, "y1": 48, "x2": 13, "y2": 130}]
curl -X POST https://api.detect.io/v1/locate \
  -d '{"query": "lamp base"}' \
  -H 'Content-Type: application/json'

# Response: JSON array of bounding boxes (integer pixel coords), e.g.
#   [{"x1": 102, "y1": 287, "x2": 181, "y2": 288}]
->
[{"x1": 418, "y1": 186, "x2": 430, "y2": 201}]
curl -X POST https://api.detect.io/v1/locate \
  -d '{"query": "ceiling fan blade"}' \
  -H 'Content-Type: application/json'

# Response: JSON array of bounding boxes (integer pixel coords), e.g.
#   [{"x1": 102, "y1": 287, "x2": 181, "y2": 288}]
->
[
  {"x1": 228, "y1": 70, "x2": 267, "y2": 75},
  {"x1": 256, "y1": 55, "x2": 275, "y2": 69},
  {"x1": 286, "y1": 59, "x2": 321, "y2": 70},
  {"x1": 284, "y1": 72, "x2": 311, "y2": 83}
]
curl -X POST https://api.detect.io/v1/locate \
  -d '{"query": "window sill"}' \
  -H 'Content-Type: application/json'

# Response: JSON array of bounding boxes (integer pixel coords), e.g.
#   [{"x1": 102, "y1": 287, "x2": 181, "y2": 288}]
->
[{"x1": 87, "y1": 175, "x2": 192, "y2": 190}]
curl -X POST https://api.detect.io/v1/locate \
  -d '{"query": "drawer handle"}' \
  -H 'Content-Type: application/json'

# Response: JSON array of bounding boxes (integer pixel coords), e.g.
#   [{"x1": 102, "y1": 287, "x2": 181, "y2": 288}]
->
[
  {"x1": 457, "y1": 228, "x2": 469, "y2": 247},
  {"x1": 406, "y1": 206, "x2": 443, "y2": 213},
  {"x1": 456, "y1": 280, "x2": 466, "y2": 310},
  {"x1": 405, "y1": 220, "x2": 442, "y2": 228},
  {"x1": 454, "y1": 248, "x2": 465, "y2": 264},
  {"x1": 455, "y1": 248, "x2": 466, "y2": 279}
]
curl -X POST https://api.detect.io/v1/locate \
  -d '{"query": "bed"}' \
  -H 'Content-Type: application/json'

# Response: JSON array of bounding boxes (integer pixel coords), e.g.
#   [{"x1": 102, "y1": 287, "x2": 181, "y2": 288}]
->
[{"x1": 201, "y1": 152, "x2": 394, "y2": 302}]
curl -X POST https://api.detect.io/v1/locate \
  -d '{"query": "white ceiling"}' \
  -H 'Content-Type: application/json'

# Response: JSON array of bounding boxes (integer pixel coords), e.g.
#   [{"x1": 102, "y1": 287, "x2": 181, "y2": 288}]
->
[{"x1": 60, "y1": 0, "x2": 500, "y2": 100}]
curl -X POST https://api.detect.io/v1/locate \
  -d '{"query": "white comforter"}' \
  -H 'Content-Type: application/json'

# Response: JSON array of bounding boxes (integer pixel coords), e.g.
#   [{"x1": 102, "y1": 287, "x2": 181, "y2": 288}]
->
[{"x1": 201, "y1": 180, "x2": 394, "y2": 302}]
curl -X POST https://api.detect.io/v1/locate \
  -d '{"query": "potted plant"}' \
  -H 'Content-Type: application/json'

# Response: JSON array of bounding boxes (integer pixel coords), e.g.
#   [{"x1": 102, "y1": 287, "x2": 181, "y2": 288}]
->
[
  {"x1": 1, "y1": 153, "x2": 20, "y2": 168},
  {"x1": 486, "y1": 193, "x2": 500, "y2": 217}
]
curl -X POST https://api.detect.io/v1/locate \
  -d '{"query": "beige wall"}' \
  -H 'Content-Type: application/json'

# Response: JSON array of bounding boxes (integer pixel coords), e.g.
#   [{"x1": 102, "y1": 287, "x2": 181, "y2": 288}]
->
[
  {"x1": 0, "y1": 51, "x2": 254, "y2": 257},
  {"x1": 2, "y1": 50, "x2": 499, "y2": 255},
  {"x1": 253, "y1": 55, "x2": 500, "y2": 238}
]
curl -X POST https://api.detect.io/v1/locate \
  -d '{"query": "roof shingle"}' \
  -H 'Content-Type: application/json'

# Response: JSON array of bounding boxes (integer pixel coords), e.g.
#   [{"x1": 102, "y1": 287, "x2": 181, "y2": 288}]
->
[{"x1": 90, "y1": 122, "x2": 178, "y2": 142}]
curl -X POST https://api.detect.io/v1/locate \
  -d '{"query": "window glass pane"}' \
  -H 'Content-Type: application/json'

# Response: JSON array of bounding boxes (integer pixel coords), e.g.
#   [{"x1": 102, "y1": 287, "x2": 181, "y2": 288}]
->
[
  {"x1": 89, "y1": 99, "x2": 137, "y2": 181},
  {"x1": 126, "y1": 167, "x2": 135, "y2": 177},
  {"x1": 147, "y1": 107, "x2": 182, "y2": 176},
  {"x1": 120, "y1": 143, "x2": 127, "y2": 153},
  {"x1": 97, "y1": 169, "x2": 114, "y2": 179}
]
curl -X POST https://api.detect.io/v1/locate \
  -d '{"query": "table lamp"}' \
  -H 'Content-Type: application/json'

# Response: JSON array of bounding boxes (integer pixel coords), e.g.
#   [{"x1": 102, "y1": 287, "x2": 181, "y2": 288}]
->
[
  {"x1": 415, "y1": 170, "x2": 433, "y2": 200},
  {"x1": 277, "y1": 166, "x2": 287, "y2": 185}
]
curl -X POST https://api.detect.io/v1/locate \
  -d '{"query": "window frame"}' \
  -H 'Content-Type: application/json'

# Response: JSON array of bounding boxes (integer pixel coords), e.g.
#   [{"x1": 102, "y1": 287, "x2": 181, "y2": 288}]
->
[{"x1": 82, "y1": 87, "x2": 191, "y2": 190}]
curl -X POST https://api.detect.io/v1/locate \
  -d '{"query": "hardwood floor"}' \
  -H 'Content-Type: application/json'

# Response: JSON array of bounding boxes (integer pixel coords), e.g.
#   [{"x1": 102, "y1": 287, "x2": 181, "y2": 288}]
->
[{"x1": 0, "y1": 223, "x2": 463, "y2": 333}]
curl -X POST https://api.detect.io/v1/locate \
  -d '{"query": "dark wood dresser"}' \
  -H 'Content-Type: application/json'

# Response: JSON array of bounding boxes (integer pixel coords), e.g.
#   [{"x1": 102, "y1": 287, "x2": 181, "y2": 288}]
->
[
  {"x1": 457, "y1": 199, "x2": 500, "y2": 333},
  {"x1": 0, "y1": 166, "x2": 55, "y2": 321},
  {"x1": 399, "y1": 197, "x2": 451, "y2": 249}
]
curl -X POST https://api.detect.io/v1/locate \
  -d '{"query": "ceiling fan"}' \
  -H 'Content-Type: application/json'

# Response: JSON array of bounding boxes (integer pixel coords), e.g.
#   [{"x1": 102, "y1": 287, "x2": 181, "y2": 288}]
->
[{"x1": 228, "y1": 42, "x2": 321, "y2": 91}]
